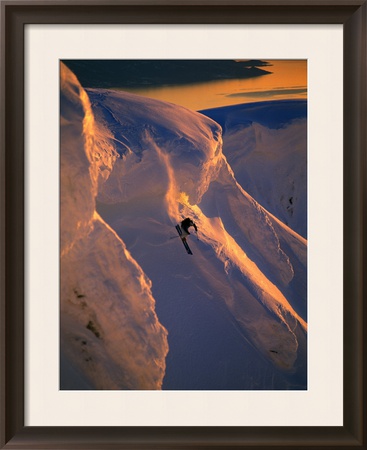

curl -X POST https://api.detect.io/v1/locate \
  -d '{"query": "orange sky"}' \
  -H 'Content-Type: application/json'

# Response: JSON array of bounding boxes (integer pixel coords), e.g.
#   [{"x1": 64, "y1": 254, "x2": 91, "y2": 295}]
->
[{"x1": 126, "y1": 60, "x2": 307, "y2": 111}]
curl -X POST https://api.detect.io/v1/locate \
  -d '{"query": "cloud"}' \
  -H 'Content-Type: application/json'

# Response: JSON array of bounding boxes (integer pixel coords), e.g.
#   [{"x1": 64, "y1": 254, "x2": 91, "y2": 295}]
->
[{"x1": 227, "y1": 88, "x2": 307, "y2": 98}]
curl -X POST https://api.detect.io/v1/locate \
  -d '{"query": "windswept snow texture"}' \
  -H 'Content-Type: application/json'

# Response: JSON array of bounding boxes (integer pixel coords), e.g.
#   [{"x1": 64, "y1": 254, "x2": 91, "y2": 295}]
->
[
  {"x1": 89, "y1": 93, "x2": 307, "y2": 390},
  {"x1": 60, "y1": 63, "x2": 168, "y2": 390},
  {"x1": 200, "y1": 101, "x2": 307, "y2": 238},
  {"x1": 61, "y1": 64, "x2": 307, "y2": 390}
]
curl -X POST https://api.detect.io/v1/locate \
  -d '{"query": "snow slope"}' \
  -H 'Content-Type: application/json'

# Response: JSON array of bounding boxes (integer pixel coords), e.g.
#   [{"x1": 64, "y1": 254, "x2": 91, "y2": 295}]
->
[
  {"x1": 201, "y1": 101, "x2": 307, "y2": 238},
  {"x1": 60, "y1": 63, "x2": 168, "y2": 390},
  {"x1": 61, "y1": 63, "x2": 307, "y2": 390}
]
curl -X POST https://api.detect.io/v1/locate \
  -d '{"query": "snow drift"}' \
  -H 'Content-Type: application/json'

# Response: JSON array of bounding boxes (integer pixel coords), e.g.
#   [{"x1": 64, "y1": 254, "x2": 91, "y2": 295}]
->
[{"x1": 61, "y1": 62, "x2": 307, "y2": 390}]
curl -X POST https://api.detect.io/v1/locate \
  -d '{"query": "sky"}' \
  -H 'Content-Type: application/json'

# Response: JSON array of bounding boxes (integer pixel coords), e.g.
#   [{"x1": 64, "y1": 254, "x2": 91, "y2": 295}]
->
[{"x1": 62, "y1": 59, "x2": 307, "y2": 111}]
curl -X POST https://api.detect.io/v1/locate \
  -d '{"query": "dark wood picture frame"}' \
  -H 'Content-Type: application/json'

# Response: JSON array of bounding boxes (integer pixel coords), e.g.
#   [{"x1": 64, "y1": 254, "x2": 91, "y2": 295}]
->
[{"x1": 1, "y1": 1, "x2": 366, "y2": 448}]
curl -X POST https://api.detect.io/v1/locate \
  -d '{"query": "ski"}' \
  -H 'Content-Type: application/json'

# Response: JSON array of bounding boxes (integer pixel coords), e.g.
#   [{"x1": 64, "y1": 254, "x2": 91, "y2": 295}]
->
[{"x1": 175, "y1": 224, "x2": 193, "y2": 255}]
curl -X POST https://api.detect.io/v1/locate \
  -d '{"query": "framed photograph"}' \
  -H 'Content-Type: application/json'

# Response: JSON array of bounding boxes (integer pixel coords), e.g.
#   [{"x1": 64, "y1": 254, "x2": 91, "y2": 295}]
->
[
  {"x1": 59, "y1": 57, "x2": 309, "y2": 394},
  {"x1": 1, "y1": 1, "x2": 365, "y2": 448}
]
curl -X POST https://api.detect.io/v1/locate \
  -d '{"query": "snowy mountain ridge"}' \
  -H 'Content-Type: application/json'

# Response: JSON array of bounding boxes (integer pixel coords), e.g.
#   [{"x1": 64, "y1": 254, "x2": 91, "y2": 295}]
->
[
  {"x1": 60, "y1": 64, "x2": 168, "y2": 390},
  {"x1": 60, "y1": 62, "x2": 307, "y2": 390},
  {"x1": 201, "y1": 100, "x2": 307, "y2": 238}
]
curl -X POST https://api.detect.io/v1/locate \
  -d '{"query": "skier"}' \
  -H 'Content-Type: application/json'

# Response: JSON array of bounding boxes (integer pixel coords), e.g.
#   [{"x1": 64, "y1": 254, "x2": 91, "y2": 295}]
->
[{"x1": 180, "y1": 217, "x2": 198, "y2": 237}]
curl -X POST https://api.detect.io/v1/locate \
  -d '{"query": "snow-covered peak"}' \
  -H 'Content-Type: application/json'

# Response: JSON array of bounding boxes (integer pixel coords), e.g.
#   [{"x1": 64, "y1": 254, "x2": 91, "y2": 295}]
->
[
  {"x1": 60, "y1": 64, "x2": 118, "y2": 255},
  {"x1": 60, "y1": 63, "x2": 168, "y2": 390},
  {"x1": 201, "y1": 100, "x2": 307, "y2": 238},
  {"x1": 88, "y1": 88, "x2": 223, "y2": 210}
]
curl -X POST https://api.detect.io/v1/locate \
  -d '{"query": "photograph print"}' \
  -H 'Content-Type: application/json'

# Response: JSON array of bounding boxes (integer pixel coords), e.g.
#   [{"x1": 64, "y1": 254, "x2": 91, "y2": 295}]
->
[{"x1": 60, "y1": 59, "x2": 307, "y2": 390}]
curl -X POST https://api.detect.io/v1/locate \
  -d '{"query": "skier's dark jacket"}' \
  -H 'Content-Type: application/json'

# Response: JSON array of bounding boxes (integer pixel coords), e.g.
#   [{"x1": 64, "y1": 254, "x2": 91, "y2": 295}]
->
[{"x1": 181, "y1": 218, "x2": 197, "y2": 234}]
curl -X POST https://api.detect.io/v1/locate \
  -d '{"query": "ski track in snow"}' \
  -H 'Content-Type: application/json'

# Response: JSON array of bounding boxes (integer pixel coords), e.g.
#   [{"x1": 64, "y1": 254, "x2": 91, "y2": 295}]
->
[{"x1": 61, "y1": 63, "x2": 308, "y2": 390}]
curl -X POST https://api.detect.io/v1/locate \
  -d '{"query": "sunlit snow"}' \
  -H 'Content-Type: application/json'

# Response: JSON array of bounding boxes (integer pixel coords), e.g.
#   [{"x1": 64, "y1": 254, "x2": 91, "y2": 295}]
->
[{"x1": 60, "y1": 62, "x2": 307, "y2": 390}]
